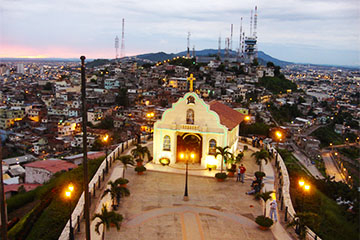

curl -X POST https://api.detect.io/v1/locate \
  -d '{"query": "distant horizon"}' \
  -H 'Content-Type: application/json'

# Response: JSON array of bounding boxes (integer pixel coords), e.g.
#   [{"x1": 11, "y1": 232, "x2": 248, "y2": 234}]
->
[{"x1": 1, "y1": 49, "x2": 359, "y2": 68}]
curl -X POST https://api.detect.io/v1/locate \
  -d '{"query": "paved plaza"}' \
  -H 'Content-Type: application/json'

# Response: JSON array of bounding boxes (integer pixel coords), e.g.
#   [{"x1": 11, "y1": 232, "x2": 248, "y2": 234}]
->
[{"x1": 88, "y1": 145, "x2": 277, "y2": 240}]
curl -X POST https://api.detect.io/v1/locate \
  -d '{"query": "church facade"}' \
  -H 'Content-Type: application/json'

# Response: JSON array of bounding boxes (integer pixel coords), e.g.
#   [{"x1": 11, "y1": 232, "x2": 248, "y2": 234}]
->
[{"x1": 153, "y1": 92, "x2": 244, "y2": 169}]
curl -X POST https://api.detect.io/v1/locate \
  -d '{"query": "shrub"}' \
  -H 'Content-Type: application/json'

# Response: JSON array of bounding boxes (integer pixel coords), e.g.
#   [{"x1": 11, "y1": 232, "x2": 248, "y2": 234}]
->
[
  {"x1": 117, "y1": 178, "x2": 129, "y2": 185},
  {"x1": 135, "y1": 165, "x2": 146, "y2": 172},
  {"x1": 255, "y1": 171, "x2": 266, "y2": 179},
  {"x1": 215, "y1": 172, "x2": 228, "y2": 179},
  {"x1": 7, "y1": 187, "x2": 40, "y2": 213},
  {"x1": 243, "y1": 145, "x2": 248, "y2": 151},
  {"x1": 255, "y1": 215, "x2": 273, "y2": 227},
  {"x1": 226, "y1": 168, "x2": 236, "y2": 173}
]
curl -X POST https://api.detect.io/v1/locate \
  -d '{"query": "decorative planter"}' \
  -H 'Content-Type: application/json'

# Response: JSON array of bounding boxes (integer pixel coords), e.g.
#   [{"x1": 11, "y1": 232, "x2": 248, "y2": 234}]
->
[
  {"x1": 120, "y1": 184, "x2": 127, "y2": 188},
  {"x1": 137, "y1": 171, "x2": 144, "y2": 175},
  {"x1": 227, "y1": 172, "x2": 234, "y2": 177},
  {"x1": 259, "y1": 226, "x2": 269, "y2": 231},
  {"x1": 216, "y1": 178, "x2": 224, "y2": 182},
  {"x1": 137, "y1": 162, "x2": 143, "y2": 167}
]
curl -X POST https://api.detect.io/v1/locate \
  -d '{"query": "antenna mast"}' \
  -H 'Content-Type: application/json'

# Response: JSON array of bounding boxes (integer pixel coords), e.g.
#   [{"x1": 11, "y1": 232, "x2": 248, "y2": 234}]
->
[
  {"x1": 115, "y1": 36, "x2": 119, "y2": 60},
  {"x1": 230, "y1": 23, "x2": 233, "y2": 53},
  {"x1": 253, "y1": 6, "x2": 258, "y2": 38},
  {"x1": 218, "y1": 35, "x2": 221, "y2": 59},
  {"x1": 250, "y1": 10, "x2": 253, "y2": 37},
  {"x1": 120, "y1": 18, "x2": 125, "y2": 58},
  {"x1": 238, "y1": 17, "x2": 243, "y2": 60},
  {"x1": 187, "y1": 32, "x2": 191, "y2": 58}
]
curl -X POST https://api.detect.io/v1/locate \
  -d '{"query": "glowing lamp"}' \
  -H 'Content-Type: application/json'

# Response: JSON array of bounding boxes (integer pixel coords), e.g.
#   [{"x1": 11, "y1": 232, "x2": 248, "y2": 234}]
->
[{"x1": 299, "y1": 180, "x2": 305, "y2": 187}]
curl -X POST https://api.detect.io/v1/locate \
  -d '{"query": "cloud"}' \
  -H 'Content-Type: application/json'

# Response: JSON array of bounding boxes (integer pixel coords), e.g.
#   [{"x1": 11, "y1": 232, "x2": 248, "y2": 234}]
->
[{"x1": 0, "y1": 0, "x2": 359, "y2": 64}]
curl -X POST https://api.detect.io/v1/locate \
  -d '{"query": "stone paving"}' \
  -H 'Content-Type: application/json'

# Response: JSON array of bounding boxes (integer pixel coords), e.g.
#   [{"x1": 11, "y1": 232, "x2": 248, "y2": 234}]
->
[{"x1": 98, "y1": 147, "x2": 276, "y2": 240}]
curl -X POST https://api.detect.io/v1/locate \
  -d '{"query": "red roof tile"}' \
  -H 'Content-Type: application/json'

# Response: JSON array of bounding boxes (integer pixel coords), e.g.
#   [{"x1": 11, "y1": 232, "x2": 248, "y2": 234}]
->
[
  {"x1": 4, "y1": 184, "x2": 42, "y2": 193},
  {"x1": 209, "y1": 100, "x2": 244, "y2": 130},
  {"x1": 24, "y1": 160, "x2": 77, "y2": 173}
]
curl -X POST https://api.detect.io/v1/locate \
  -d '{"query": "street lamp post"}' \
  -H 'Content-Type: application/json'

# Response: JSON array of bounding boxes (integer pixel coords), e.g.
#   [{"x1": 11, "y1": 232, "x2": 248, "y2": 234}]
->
[
  {"x1": 180, "y1": 151, "x2": 195, "y2": 201},
  {"x1": 65, "y1": 184, "x2": 75, "y2": 240},
  {"x1": 103, "y1": 134, "x2": 109, "y2": 173},
  {"x1": 275, "y1": 131, "x2": 282, "y2": 165},
  {"x1": 298, "y1": 180, "x2": 310, "y2": 212}
]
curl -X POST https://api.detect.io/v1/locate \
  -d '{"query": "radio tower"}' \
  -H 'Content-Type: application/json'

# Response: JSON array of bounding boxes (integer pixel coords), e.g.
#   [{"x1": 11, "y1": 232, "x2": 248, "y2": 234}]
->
[
  {"x1": 250, "y1": 9, "x2": 253, "y2": 37},
  {"x1": 230, "y1": 24, "x2": 233, "y2": 53},
  {"x1": 218, "y1": 35, "x2": 221, "y2": 59},
  {"x1": 237, "y1": 17, "x2": 243, "y2": 61},
  {"x1": 115, "y1": 36, "x2": 119, "y2": 60},
  {"x1": 120, "y1": 18, "x2": 125, "y2": 58},
  {"x1": 186, "y1": 32, "x2": 191, "y2": 58},
  {"x1": 253, "y1": 6, "x2": 258, "y2": 59},
  {"x1": 225, "y1": 37, "x2": 230, "y2": 60}
]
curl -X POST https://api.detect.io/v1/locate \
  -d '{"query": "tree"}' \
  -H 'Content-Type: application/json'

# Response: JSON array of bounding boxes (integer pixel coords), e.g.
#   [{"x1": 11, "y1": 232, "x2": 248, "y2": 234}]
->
[
  {"x1": 101, "y1": 179, "x2": 129, "y2": 208},
  {"x1": 131, "y1": 144, "x2": 151, "y2": 163},
  {"x1": 252, "y1": 149, "x2": 271, "y2": 171},
  {"x1": 93, "y1": 204, "x2": 123, "y2": 240},
  {"x1": 256, "y1": 191, "x2": 274, "y2": 216},
  {"x1": 266, "y1": 62, "x2": 275, "y2": 68},
  {"x1": 116, "y1": 155, "x2": 135, "y2": 178},
  {"x1": 215, "y1": 146, "x2": 232, "y2": 173}
]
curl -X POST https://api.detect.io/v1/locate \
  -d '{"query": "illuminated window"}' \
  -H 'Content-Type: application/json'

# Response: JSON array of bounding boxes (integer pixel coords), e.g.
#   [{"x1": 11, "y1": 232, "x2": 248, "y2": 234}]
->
[
  {"x1": 186, "y1": 109, "x2": 194, "y2": 124},
  {"x1": 163, "y1": 135, "x2": 171, "y2": 151},
  {"x1": 187, "y1": 96, "x2": 195, "y2": 104},
  {"x1": 209, "y1": 139, "x2": 217, "y2": 155}
]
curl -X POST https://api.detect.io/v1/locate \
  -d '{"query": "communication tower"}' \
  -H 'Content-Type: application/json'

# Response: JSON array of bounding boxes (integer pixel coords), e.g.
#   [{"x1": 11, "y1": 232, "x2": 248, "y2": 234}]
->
[
  {"x1": 120, "y1": 18, "x2": 125, "y2": 58},
  {"x1": 115, "y1": 36, "x2": 119, "y2": 60}
]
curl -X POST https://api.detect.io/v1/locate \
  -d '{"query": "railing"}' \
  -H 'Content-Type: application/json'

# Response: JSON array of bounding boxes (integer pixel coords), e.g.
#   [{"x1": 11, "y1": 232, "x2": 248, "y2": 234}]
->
[
  {"x1": 266, "y1": 144, "x2": 321, "y2": 240},
  {"x1": 58, "y1": 134, "x2": 149, "y2": 240}
]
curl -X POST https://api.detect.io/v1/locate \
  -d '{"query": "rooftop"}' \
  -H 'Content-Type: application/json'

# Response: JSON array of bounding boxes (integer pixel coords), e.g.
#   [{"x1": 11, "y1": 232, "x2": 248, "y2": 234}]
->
[
  {"x1": 209, "y1": 100, "x2": 245, "y2": 130},
  {"x1": 24, "y1": 160, "x2": 77, "y2": 173}
]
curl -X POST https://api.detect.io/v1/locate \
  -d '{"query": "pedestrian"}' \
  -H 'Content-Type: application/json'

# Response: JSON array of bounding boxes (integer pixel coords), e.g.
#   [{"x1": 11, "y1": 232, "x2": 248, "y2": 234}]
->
[
  {"x1": 239, "y1": 164, "x2": 246, "y2": 183},
  {"x1": 269, "y1": 199, "x2": 278, "y2": 221},
  {"x1": 236, "y1": 166, "x2": 241, "y2": 182}
]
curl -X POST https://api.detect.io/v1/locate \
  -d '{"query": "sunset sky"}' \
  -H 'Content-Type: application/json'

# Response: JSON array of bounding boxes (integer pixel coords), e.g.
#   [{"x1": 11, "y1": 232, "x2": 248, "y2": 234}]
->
[{"x1": 1, "y1": 0, "x2": 359, "y2": 66}]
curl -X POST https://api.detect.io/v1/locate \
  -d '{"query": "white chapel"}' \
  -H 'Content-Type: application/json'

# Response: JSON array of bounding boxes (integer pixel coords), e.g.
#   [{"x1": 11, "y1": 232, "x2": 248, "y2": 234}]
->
[{"x1": 153, "y1": 90, "x2": 244, "y2": 169}]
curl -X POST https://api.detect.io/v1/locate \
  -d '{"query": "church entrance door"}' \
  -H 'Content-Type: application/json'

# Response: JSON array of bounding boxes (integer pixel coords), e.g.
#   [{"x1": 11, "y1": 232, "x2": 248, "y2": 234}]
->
[{"x1": 176, "y1": 133, "x2": 202, "y2": 163}]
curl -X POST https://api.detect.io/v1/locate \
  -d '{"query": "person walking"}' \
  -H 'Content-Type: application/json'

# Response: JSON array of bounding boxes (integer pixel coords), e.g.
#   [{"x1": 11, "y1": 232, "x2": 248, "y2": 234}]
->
[
  {"x1": 239, "y1": 164, "x2": 246, "y2": 183},
  {"x1": 269, "y1": 199, "x2": 278, "y2": 222},
  {"x1": 236, "y1": 166, "x2": 241, "y2": 182}
]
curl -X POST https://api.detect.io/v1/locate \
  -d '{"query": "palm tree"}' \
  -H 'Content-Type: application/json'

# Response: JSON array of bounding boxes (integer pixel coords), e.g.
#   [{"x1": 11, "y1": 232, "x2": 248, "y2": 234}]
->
[
  {"x1": 215, "y1": 146, "x2": 232, "y2": 173},
  {"x1": 252, "y1": 149, "x2": 271, "y2": 171},
  {"x1": 287, "y1": 212, "x2": 320, "y2": 240},
  {"x1": 116, "y1": 155, "x2": 135, "y2": 178},
  {"x1": 93, "y1": 204, "x2": 123, "y2": 240},
  {"x1": 255, "y1": 190, "x2": 274, "y2": 216},
  {"x1": 131, "y1": 144, "x2": 151, "y2": 163},
  {"x1": 102, "y1": 180, "x2": 121, "y2": 208},
  {"x1": 236, "y1": 152, "x2": 244, "y2": 164}
]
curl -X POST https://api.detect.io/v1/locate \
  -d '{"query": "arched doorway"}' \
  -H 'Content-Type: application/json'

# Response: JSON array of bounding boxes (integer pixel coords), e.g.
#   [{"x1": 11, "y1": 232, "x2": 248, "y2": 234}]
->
[{"x1": 176, "y1": 133, "x2": 202, "y2": 163}]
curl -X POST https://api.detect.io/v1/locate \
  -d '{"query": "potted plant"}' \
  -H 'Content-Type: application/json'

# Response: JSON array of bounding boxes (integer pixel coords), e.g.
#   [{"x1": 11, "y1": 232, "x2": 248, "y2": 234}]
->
[
  {"x1": 135, "y1": 165, "x2": 146, "y2": 175},
  {"x1": 159, "y1": 157, "x2": 170, "y2": 166},
  {"x1": 117, "y1": 178, "x2": 129, "y2": 188},
  {"x1": 215, "y1": 172, "x2": 228, "y2": 182},
  {"x1": 226, "y1": 168, "x2": 236, "y2": 177},
  {"x1": 136, "y1": 158, "x2": 143, "y2": 166},
  {"x1": 255, "y1": 215, "x2": 273, "y2": 230},
  {"x1": 255, "y1": 171, "x2": 266, "y2": 180}
]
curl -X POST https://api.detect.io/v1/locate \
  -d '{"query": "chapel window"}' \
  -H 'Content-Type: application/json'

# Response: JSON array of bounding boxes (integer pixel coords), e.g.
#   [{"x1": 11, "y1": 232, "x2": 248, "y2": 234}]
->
[
  {"x1": 187, "y1": 96, "x2": 195, "y2": 104},
  {"x1": 209, "y1": 139, "x2": 217, "y2": 155},
  {"x1": 163, "y1": 135, "x2": 171, "y2": 151},
  {"x1": 186, "y1": 109, "x2": 194, "y2": 124}
]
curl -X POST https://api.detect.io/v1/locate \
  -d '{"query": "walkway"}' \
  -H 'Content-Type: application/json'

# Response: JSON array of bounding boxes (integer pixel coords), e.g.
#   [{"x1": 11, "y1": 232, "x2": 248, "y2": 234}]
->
[{"x1": 321, "y1": 151, "x2": 344, "y2": 182}]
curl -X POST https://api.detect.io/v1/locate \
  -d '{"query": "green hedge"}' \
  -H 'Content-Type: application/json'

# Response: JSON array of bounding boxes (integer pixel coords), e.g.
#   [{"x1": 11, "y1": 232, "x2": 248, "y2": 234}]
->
[
  {"x1": 10, "y1": 156, "x2": 105, "y2": 240},
  {"x1": 6, "y1": 187, "x2": 40, "y2": 214}
]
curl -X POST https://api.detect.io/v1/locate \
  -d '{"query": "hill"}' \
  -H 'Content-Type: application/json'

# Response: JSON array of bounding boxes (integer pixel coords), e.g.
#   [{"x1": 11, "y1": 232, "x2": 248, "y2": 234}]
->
[{"x1": 134, "y1": 49, "x2": 292, "y2": 67}]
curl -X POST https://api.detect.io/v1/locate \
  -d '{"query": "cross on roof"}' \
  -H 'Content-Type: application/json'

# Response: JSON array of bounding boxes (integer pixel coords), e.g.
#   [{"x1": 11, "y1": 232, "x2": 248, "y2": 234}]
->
[{"x1": 187, "y1": 74, "x2": 196, "y2": 92}]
